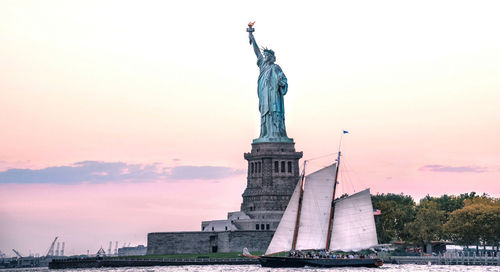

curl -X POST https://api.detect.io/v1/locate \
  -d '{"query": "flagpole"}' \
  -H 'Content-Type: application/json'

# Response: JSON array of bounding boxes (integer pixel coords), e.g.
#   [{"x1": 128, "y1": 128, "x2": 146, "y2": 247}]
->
[
  {"x1": 338, "y1": 133, "x2": 343, "y2": 152},
  {"x1": 338, "y1": 130, "x2": 348, "y2": 152}
]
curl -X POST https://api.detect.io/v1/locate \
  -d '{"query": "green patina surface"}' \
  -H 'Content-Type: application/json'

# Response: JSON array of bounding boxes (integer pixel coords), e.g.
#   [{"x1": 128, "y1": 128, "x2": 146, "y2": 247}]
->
[{"x1": 248, "y1": 24, "x2": 292, "y2": 143}]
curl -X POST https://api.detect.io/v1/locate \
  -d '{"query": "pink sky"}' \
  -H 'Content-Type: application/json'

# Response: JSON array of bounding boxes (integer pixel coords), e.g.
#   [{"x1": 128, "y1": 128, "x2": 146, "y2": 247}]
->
[{"x1": 1, "y1": 0, "x2": 499, "y2": 256}]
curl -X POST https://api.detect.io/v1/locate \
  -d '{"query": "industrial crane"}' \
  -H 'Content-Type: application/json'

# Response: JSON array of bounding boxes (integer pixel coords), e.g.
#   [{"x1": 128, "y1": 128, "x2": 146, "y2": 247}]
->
[
  {"x1": 46, "y1": 236, "x2": 59, "y2": 257},
  {"x1": 12, "y1": 249, "x2": 23, "y2": 258}
]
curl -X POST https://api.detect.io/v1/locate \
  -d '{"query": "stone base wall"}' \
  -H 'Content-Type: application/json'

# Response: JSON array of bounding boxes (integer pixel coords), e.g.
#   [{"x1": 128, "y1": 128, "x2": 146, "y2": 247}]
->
[{"x1": 147, "y1": 230, "x2": 274, "y2": 255}]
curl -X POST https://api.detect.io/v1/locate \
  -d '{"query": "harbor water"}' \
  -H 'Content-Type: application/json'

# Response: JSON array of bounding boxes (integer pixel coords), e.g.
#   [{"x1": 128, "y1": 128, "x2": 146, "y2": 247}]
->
[{"x1": 2, "y1": 264, "x2": 499, "y2": 272}]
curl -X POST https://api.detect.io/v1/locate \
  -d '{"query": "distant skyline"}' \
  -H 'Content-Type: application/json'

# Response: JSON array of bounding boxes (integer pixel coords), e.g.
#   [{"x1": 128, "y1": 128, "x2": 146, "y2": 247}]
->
[{"x1": 1, "y1": 0, "x2": 499, "y2": 256}]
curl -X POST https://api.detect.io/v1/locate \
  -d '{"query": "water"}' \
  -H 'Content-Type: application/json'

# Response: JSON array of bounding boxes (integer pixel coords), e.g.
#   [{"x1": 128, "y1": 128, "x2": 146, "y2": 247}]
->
[{"x1": 3, "y1": 265, "x2": 499, "y2": 272}]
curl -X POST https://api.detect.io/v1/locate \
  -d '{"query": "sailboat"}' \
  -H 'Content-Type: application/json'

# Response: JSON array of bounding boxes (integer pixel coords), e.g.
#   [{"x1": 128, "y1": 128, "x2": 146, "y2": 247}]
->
[{"x1": 245, "y1": 139, "x2": 383, "y2": 268}]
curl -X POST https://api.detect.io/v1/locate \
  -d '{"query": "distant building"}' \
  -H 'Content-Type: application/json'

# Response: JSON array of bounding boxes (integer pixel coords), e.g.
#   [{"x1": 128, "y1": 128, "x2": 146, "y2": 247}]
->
[
  {"x1": 118, "y1": 245, "x2": 147, "y2": 256},
  {"x1": 201, "y1": 212, "x2": 250, "y2": 232}
]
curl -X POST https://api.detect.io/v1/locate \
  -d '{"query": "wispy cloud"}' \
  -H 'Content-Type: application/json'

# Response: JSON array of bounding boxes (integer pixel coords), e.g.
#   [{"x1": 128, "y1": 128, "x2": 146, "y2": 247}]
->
[
  {"x1": 0, "y1": 161, "x2": 243, "y2": 184},
  {"x1": 168, "y1": 166, "x2": 244, "y2": 180},
  {"x1": 419, "y1": 164, "x2": 487, "y2": 173}
]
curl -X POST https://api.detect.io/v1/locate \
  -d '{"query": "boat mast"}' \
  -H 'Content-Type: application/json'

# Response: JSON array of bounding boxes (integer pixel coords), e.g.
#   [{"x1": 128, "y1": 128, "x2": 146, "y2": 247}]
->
[
  {"x1": 325, "y1": 131, "x2": 345, "y2": 250},
  {"x1": 291, "y1": 160, "x2": 307, "y2": 250}
]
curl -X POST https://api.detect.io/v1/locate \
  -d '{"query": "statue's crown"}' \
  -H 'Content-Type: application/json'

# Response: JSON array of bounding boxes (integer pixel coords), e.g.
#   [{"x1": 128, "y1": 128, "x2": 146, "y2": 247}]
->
[{"x1": 263, "y1": 48, "x2": 275, "y2": 56}]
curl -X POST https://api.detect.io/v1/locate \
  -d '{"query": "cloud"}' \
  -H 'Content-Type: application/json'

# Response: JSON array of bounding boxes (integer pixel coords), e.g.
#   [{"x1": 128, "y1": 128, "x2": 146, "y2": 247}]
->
[
  {"x1": 419, "y1": 164, "x2": 487, "y2": 173},
  {"x1": 167, "y1": 166, "x2": 244, "y2": 180},
  {"x1": 0, "y1": 161, "x2": 244, "y2": 184}
]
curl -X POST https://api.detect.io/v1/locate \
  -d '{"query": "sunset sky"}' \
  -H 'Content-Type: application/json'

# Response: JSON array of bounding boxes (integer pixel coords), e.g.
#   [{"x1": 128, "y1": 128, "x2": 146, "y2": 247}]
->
[{"x1": 1, "y1": 0, "x2": 499, "y2": 257}]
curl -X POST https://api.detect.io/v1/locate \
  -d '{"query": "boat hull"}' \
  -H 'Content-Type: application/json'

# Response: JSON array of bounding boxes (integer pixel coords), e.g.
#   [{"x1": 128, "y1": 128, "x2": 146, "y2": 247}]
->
[{"x1": 259, "y1": 256, "x2": 383, "y2": 268}]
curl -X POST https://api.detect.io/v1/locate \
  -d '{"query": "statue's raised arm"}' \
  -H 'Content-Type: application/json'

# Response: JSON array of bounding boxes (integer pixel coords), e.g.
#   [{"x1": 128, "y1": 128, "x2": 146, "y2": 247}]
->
[{"x1": 247, "y1": 22, "x2": 262, "y2": 60}]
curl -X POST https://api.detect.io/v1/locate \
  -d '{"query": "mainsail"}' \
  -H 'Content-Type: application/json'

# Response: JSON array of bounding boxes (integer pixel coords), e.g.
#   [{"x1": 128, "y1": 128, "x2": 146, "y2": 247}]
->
[
  {"x1": 265, "y1": 164, "x2": 378, "y2": 255},
  {"x1": 295, "y1": 164, "x2": 336, "y2": 250},
  {"x1": 329, "y1": 189, "x2": 378, "y2": 251}
]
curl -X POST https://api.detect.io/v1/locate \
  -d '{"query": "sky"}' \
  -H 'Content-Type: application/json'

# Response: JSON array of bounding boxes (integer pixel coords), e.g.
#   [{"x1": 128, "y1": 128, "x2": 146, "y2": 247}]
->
[{"x1": 1, "y1": 0, "x2": 499, "y2": 257}]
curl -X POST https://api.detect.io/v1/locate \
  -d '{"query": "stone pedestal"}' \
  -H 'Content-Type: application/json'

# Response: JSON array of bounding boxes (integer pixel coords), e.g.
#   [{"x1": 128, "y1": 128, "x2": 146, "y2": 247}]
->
[{"x1": 240, "y1": 141, "x2": 303, "y2": 230}]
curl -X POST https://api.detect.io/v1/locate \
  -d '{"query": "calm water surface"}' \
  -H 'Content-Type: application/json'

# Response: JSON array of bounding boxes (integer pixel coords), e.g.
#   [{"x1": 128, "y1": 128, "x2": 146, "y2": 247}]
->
[{"x1": 3, "y1": 265, "x2": 499, "y2": 272}]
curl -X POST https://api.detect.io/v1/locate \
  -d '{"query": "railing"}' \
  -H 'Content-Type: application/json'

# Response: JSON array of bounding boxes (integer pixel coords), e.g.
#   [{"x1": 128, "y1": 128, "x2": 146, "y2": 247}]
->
[{"x1": 386, "y1": 253, "x2": 500, "y2": 266}]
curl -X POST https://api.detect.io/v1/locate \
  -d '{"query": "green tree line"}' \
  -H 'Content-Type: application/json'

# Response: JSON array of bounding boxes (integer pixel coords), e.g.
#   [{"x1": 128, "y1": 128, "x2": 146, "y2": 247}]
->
[{"x1": 371, "y1": 192, "x2": 500, "y2": 252}]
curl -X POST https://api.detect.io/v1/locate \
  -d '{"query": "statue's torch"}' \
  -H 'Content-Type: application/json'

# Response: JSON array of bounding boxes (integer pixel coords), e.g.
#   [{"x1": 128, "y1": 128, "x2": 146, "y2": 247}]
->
[{"x1": 247, "y1": 21, "x2": 255, "y2": 44}]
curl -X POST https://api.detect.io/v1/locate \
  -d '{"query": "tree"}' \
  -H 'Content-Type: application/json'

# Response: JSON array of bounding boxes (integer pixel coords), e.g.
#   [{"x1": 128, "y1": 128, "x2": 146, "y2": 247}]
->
[
  {"x1": 420, "y1": 192, "x2": 477, "y2": 220},
  {"x1": 405, "y1": 201, "x2": 446, "y2": 252},
  {"x1": 478, "y1": 204, "x2": 500, "y2": 250},
  {"x1": 444, "y1": 196, "x2": 500, "y2": 252},
  {"x1": 372, "y1": 193, "x2": 416, "y2": 243}
]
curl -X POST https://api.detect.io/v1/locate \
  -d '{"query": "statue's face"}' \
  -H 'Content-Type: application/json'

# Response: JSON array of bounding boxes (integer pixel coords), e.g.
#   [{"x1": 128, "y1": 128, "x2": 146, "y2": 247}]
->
[{"x1": 264, "y1": 52, "x2": 275, "y2": 64}]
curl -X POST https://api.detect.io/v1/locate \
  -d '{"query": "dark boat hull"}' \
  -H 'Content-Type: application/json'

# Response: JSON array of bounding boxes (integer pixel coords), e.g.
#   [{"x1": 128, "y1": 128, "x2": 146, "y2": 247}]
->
[{"x1": 259, "y1": 256, "x2": 383, "y2": 268}]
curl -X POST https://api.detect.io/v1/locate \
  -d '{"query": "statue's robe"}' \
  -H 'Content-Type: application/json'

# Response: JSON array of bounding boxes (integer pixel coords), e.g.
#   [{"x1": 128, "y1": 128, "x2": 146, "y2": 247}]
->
[{"x1": 257, "y1": 56, "x2": 288, "y2": 139}]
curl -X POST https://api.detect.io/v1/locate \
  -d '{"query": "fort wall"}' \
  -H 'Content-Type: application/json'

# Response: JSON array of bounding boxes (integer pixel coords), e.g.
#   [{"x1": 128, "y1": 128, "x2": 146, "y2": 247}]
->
[{"x1": 147, "y1": 231, "x2": 274, "y2": 255}]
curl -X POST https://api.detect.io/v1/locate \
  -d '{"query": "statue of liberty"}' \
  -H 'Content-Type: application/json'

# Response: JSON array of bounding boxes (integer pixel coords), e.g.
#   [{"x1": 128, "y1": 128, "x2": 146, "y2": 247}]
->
[{"x1": 247, "y1": 22, "x2": 292, "y2": 143}]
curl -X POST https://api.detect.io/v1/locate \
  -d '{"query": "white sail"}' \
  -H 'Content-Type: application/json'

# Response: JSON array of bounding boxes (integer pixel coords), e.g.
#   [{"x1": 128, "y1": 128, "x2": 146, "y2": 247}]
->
[
  {"x1": 265, "y1": 164, "x2": 336, "y2": 255},
  {"x1": 295, "y1": 164, "x2": 336, "y2": 250},
  {"x1": 265, "y1": 164, "x2": 378, "y2": 255},
  {"x1": 265, "y1": 179, "x2": 302, "y2": 255},
  {"x1": 329, "y1": 188, "x2": 378, "y2": 251}
]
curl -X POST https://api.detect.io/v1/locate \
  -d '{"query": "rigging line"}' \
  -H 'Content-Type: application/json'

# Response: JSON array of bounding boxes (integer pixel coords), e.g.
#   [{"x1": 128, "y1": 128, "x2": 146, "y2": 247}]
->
[
  {"x1": 342, "y1": 157, "x2": 357, "y2": 193},
  {"x1": 344, "y1": 157, "x2": 367, "y2": 193},
  {"x1": 305, "y1": 152, "x2": 337, "y2": 162},
  {"x1": 338, "y1": 160, "x2": 345, "y2": 194},
  {"x1": 340, "y1": 170, "x2": 345, "y2": 196}
]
